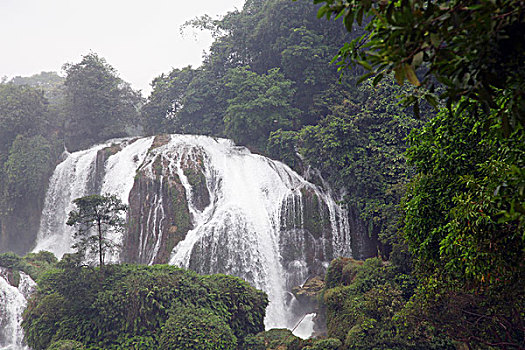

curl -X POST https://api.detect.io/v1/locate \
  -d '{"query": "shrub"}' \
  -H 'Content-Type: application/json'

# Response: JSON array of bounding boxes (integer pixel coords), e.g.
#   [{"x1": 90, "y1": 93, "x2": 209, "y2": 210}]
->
[
  {"x1": 159, "y1": 306, "x2": 237, "y2": 350},
  {"x1": 47, "y1": 340, "x2": 85, "y2": 350}
]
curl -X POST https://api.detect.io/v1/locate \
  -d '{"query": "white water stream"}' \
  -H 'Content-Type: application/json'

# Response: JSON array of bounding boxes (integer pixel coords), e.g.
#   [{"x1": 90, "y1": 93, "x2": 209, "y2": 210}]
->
[{"x1": 0, "y1": 268, "x2": 35, "y2": 350}]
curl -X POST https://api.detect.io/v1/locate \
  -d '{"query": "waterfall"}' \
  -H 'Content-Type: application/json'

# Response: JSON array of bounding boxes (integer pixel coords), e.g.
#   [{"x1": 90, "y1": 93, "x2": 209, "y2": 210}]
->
[
  {"x1": 0, "y1": 268, "x2": 36, "y2": 350},
  {"x1": 34, "y1": 134, "x2": 353, "y2": 331},
  {"x1": 34, "y1": 137, "x2": 154, "y2": 260}
]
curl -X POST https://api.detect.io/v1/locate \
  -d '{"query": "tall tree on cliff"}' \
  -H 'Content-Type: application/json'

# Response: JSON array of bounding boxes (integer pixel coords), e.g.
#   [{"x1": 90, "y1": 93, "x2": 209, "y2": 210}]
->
[
  {"x1": 67, "y1": 194, "x2": 127, "y2": 268},
  {"x1": 63, "y1": 53, "x2": 143, "y2": 151}
]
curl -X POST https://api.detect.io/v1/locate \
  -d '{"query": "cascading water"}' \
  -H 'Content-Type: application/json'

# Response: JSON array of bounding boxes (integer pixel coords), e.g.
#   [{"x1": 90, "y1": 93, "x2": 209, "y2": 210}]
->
[
  {"x1": 34, "y1": 134, "x2": 353, "y2": 331},
  {"x1": 0, "y1": 268, "x2": 36, "y2": 350},
  {"x1": 34, "y1": 137, "x2": 154, "y2": 260}
]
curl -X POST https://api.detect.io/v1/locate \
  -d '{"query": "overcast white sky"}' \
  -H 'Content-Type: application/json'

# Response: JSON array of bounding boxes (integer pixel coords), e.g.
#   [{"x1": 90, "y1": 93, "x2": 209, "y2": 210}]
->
[{"x1": 0, "y1": 0, "x2": 246, "y2": 96}]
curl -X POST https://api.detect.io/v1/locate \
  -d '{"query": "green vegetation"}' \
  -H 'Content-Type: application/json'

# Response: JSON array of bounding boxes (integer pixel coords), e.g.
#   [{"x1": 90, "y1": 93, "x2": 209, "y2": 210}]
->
[
  {"x1": 66, "y1": 194, "x2": 128, "y2": 267},
  {"x1": 292, "y1": 78, "x2": 428, "y2": 255},
  {"x1": 2, "y1": 135, "x2": 57, "y2": 212},
  {"x1": 0, "y1": 250, "x2": 57, "y2": 282},
  {"x1": 62, "y1": 53, "x2": 143, "y2": 151},
  {"x1": 312, "y1": 0, "x2": 524, "y2": 348},
  {"x1": 21, "y1": 261, "x2": 267, "y2": 350},
  {"x1": 46, "y1": 340, "x2": 85, "y2": 350},
  {"x1": 321, "y1": 257, "x2": 454, "y2": 349},
  {"x1": 0, "y1": 0, "x2": 522, "y2": 348},
  {"x1": 224, "y1": 67, "x2": 299, "y2": 150},
  {"x1": 0, "y1": 81, "x2": 62, "y2": 254},
  {"x1": 244, "y1": 328, "x2": 342, "y2": 350},
  {"x1": 141, "y1": 0, "x2": 351, "y2": 146},
  {"x1": 0, "y1": 55, "x2": 142, "y2": 254},
  {"x1": 159, "y1": 306, "x2": 237, "y2": 350},
  {"x1": 314, "y1": 0, "x2": 524, "y2": 128}
]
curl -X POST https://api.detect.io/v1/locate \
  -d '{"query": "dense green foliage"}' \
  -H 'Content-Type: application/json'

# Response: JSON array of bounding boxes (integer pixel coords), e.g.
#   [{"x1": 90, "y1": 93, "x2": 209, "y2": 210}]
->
[
  {"x1": 224, "y1": 67, "x2": 299, "y2": 150},
  {"x1": 63, "y1": 53, "x2": 143, "y2": 151},
  {"x1": 0, "y1": 58, "x2": 140, "y2": 254},
  {"x1": 401, "y1": 107, "x2": 524, "y2": 348},
  {"x1": 0, "y1": 84, "x2": 48, "y2": 153},
  {"x1": 9, "y1": 71, "x2": 67, "y2": 115},
  {"x1": 0, "y1": 82, "x2": 63, "y2": 254},
  {"x1": 22, "y1": 262, "x2": 267, "y2": 350},
  {"x1": 314, "y1": 0, "x2": 524, "y2": 128},
  {"x1": 290, "y1": 77, "x2": 428, "y2": 255},
  {"x1": 66, "y1": 194, "x2": 128, "y2": 267},
  {"x1": 46, "y1": 340, "x2": 85, "y2": 350},
  {"x1": 140, "y1": 67, "x2": 195, "y2": 135},
  {"x1": 0, "y1": 250, "x2": 58, "y2": 284},
  {"x1": 2, "y1": 135, "x2": 56, "y2": 210},
  {"x1": 141, "y1": 0, "x2": 351, "y2": 147},
  {"x1": 322, "y1": 257, "x2": 453, "y2": 349},
  {"x1": 313, "y1": 0, "x2": 524, "y2": 347},
  {"x1": 159, "y1": 306, "x2": 237, "y2": 350}
]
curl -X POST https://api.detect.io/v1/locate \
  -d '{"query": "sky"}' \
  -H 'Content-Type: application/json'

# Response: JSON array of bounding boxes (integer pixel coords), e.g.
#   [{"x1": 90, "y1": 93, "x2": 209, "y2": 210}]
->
[{"x1": 0, "y1": 0, "x2": 246, "y2": 96}]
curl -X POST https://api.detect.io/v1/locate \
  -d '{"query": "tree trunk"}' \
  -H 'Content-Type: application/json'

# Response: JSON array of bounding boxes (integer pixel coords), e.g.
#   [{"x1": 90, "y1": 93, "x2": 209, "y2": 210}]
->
[{"x1": 97, "y1": 219, "x2": 103, "y2": 268}]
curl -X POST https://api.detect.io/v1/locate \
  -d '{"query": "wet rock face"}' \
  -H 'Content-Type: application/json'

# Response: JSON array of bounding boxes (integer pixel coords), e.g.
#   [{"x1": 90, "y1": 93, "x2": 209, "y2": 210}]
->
[
  {"x1": 121, "y1": 159, "x2": 192, "y2": 264},
  {"x1": 93, "y1": 144, "x2": 123, "y2": 194},
  {"x1": 181, "y1": 154, "x2": 210, "y2": 212},
  {"x1": 0, "y1": 202, "x2": 42, "y2": 255},
  {"x1": 292, "y1": 276, "x2": 327, "y2": 337},
  {"x1": 292, "y1": 276, "x2": 324, "y2": 308},
  {"x1": 347, "y1": 206, "x2": 378, "y2": 260},
  {"x1": 279, "y1": 186, "x2": 334, "y2": 283},
  {"x1": 121, "y1": 135, "x2": 211, "y2": 265}
]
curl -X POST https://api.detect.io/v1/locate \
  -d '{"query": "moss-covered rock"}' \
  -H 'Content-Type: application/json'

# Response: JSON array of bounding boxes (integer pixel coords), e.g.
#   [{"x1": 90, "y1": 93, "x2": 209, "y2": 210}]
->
[
  {"x1": 246, "y1": 329, "x2": 343, "y2": 350},
  {"x1": 179, "y1": 147, "x2": 210, "y2": 212},
  {"x1": 253, "y1": 329, "x2": 298, "y2": 349},
  {"x1": 150, "y1": 134, "x2": 171, "y2": 150},
  {"x1": 325, "y1": 257, "x2": 363, "y2": 289},
  {"x1": 292, "y1": 276, "x2": 324, "y2": 305},
  {"x1": 183, "y1": 166, "x2": 210, "y2": 211},
  {"x1": 122, "y1": 162, "x2": 192, "y2": 264},
  {"x1": 300, "y1": 188, "x2": 331, "y2": 241}
]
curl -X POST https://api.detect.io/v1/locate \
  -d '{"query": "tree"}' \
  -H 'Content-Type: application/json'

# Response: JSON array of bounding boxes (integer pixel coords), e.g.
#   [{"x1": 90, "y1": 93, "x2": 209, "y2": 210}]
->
[
  {"x1": 0, "y1": 84, "x2": 48, "y2": 154},
  {"x1": 311, "y1": 0, "x2": 524, "y2": 347},
  {"x1": 9, "y1": 71, "x2": 67, "y2": 129},
  {"x1": 63, "y1": 53, "x2": 143, "y2": 151},
  {"x1": 224, "y1": 66, "x2": 299, "y2": 150},
  {"x1": 403, "y1": 107, "x2": 524, "y2": 348},
  {"x1": 66, "y1": 194, "x2": 127, "y2": 267},
  {"x1": 0, "y1": 84, "x2": 59, "y2": 254},
  {"x1": 313, "y1": 0, "x2": 524, "y2": 129},
  {"x1": 141, "y1": 66, "x2": 195, "y2": 135},
  {"x1": 0, "y1": 135, "x2": 59, "y2": 254}
]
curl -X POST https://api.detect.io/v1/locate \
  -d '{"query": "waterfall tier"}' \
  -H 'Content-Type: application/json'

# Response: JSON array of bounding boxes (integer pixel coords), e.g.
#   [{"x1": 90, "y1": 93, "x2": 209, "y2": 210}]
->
[
  {"x1": 35, "y1": 134, "x2": 353, "y2": 330},
  {"x1": 0, "y1": 268, "x2": 35, "y2": 350}
]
